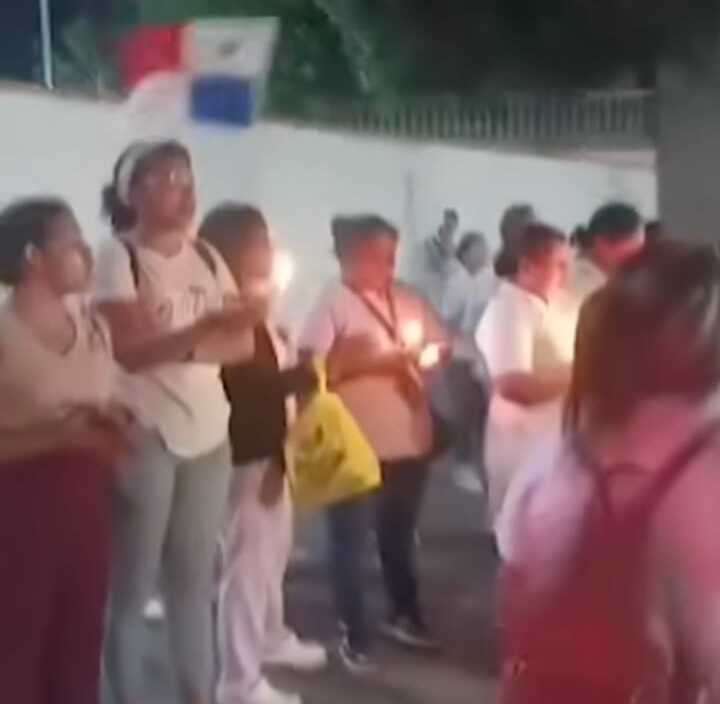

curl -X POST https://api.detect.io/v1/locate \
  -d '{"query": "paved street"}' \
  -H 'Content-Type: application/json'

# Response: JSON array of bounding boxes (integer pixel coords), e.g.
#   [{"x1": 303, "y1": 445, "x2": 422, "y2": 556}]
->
[{"x1": 142, "y1": 466, "x2": 500, "y2": 703}]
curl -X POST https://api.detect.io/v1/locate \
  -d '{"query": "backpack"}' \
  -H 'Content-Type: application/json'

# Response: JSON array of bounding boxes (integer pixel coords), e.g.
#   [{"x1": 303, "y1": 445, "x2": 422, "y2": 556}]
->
[{"x1": 499, "y1": 423, "x2": 719, "y2": 704}]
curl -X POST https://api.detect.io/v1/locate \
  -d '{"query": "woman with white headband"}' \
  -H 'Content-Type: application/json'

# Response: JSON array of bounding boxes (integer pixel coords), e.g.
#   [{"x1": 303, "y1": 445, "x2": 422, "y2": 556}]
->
[{"x1": 95, "y1": 141, "x2": 261, "y2": 704}]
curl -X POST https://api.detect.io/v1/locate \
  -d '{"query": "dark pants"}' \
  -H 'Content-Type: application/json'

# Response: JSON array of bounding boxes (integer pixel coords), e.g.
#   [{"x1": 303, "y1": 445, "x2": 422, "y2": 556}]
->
[
  {"x1": 0, "y1": 452, "x2": 111, "y2": 704},
  {"x1": 327, "y1": 458, "x2": 429, "y2": 652}
]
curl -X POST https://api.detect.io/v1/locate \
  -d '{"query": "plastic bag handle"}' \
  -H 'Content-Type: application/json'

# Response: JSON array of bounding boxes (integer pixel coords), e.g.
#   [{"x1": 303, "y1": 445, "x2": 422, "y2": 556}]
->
[{"x1": 314, "y1": 358, "x2": 328, "y2": 394}]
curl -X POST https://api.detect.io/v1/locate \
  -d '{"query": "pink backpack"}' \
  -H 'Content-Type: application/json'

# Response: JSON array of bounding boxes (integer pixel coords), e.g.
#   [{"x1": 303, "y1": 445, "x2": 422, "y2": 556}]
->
[{"x1": 499, "y1": 424, "x2": 719, "y2": 704}]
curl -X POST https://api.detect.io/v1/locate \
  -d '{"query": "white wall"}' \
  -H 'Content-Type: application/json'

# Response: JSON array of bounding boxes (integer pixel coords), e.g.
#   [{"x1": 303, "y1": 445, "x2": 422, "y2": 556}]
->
[{"x1": 0, "y1": 85, "x2": 657, "y2": 326}]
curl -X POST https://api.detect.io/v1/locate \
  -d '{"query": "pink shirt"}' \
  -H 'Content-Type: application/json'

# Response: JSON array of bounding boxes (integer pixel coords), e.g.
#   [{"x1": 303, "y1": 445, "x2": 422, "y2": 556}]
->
[
  {"x1": 299, "y1": 281, "x2": 442, "y2": 461},
  {"x1": 500, "y1": 398, "x2": 720, "y2": 697}
]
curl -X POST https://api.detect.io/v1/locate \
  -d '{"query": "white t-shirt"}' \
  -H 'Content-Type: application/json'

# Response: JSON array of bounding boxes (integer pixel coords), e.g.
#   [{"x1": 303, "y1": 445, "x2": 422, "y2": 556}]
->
[
  {"x1": 0, "y1": 296, "x2": 117, "y2": 429},
  {"x1": 299, "y1": 281, "x2": 437, "y2": 461},
  {"x1": 475, "y1": 280, "x2": 568, "y2": 520},
  {"x1": 94, "y1": 236, "x2": 238, "y2": 458}
]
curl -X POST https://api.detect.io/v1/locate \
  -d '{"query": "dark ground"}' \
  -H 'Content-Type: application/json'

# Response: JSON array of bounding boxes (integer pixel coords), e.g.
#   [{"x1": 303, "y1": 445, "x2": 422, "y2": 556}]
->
[{"x1": 142, "y1": 465, "x2": 501, "y2": 703}]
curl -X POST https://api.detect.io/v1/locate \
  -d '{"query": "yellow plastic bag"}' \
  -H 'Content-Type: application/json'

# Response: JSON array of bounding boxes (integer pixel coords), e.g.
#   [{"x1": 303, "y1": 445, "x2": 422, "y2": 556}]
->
[{"x1": 286, "y1": 361, "x2": 382, "y2": 511}]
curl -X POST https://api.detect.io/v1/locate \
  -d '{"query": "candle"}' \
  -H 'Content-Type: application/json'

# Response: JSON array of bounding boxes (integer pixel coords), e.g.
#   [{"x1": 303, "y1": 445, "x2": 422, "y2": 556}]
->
[
  {"x1": 418, "y1": 342, "x2": 442, "y2": 369},
  {"x1": 401, "y1": 320, "x2": 424, "y2": 349},
  {"x1": 272, "y1": 250, "x2": 295, "y2": 292}
]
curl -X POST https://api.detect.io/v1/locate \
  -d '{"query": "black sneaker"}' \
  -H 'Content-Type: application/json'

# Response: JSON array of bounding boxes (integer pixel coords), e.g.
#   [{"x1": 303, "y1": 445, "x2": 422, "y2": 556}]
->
[
  {"x1": 380, "y1": 616, "x2": 440, "y2": 652},
  {"x1": 337, "y1": 638, "x2": 376, "y2": 675}
]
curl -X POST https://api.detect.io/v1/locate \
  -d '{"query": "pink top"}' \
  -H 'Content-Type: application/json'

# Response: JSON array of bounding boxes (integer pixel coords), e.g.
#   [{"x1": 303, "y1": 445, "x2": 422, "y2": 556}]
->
[{"x1": 500, "y1": 397, "x2": 720, "y2": 698}]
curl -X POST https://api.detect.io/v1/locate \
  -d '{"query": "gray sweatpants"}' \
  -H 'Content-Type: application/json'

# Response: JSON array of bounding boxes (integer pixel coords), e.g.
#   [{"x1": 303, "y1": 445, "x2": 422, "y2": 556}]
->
[{"x1": 104, "y1": 431, "x2": 232, "y2": 704}]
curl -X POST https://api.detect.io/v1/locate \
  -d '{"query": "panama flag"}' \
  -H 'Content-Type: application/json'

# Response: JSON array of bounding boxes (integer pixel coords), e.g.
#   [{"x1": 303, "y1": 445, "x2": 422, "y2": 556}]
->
[{"x1": 118, "y1": 17, "x2": 279, "y2": 128}]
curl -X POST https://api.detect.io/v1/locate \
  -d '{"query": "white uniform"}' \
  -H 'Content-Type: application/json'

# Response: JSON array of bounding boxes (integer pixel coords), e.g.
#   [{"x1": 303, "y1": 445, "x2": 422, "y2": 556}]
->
[{"x1": 475, "y1": 280, "x2": 569, "y2": 525}]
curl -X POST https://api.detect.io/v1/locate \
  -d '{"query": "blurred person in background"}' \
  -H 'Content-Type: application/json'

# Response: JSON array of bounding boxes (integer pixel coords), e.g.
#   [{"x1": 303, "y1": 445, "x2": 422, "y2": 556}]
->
[
  {"x1": 557, "y1": 202, "x2": 645, "y2": 352},
  {"x1": 414, "y1": 208, "x2": 460, "y2": 310},
  {"x1": 439, "y1": 231, "x2": 494, "y2": 336}
]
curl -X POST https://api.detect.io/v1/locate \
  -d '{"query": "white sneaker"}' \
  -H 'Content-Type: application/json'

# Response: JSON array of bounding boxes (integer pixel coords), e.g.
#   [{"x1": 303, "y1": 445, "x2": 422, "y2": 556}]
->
[
  {"x1": 453, "y1": 465, "x2": 485, "y2": 494},
  {"x1": 244, "y1": 678, "x2": 302, "y2": 704},
  {"x1": 143, "y1": 597, "x2": 165, "y2": 623},
  {"x1": 264, "y1": 635, "x2": 328, "y2": 672}
]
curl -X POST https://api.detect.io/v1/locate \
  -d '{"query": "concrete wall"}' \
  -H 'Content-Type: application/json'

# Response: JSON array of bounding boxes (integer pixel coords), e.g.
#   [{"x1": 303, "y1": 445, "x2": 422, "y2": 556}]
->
[
  {"x1": 0, "y1": 85, "x2": 657, "y2": 326},
  {"x1": 658, "y1": 55, "x2": 720, "y2": 243}
]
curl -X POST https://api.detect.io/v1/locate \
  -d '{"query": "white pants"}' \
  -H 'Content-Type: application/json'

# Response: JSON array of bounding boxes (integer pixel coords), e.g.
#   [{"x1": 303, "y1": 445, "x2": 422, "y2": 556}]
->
[
  {"x1": 485, "y1": 396, "x2": 562, "y2": 525},
  {"x1": 217, "y1": 459, "x2": 294, "y2": 703}
]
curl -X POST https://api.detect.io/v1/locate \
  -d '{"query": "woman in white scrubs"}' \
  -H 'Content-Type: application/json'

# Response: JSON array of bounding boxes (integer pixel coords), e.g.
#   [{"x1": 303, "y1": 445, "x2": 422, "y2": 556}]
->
[{"x1": 475, "y1": 223, "x2": 571, "y2": 530}]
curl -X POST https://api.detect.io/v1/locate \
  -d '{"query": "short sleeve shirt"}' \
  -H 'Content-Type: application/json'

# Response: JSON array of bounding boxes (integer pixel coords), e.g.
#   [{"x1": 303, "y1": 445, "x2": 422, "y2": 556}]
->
[
  {"x1": 299, "y1": 281, "x2": 436, "y2": 461},
  {"x1": 474, "y1": 281, "x2": 568, "y2": 519},
  {"x1": 0, "y1": 296, "x2": 117, "y2": 429},
  {"x1": 93, "y1": 235, "x2": 237, "y2": 458}
]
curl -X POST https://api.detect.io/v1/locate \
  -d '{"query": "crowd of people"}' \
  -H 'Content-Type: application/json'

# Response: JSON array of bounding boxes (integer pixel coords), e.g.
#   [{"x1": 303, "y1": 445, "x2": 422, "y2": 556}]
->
[{"x1": 2, "y1": 135, "x2": 720, "y2": 704}]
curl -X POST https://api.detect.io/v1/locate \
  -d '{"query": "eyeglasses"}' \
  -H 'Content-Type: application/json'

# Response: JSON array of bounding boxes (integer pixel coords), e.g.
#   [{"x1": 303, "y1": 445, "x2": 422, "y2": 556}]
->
[{"x1": 144, "y1": 167, "x2": 194, "y2": 191}]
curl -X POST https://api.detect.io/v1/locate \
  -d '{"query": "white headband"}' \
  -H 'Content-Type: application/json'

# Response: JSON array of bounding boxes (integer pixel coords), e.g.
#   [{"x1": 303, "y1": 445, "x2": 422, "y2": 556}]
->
[{"x1": 115, "y1": 141, "x2": 156, "y2": 206}]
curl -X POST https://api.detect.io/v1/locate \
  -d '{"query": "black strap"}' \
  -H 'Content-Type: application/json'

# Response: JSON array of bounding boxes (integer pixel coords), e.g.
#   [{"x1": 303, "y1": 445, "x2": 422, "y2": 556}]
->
[
  {"x1": 122, "y1": 239, "x2": 218, "y2": 290},
  {"x1": 194, "y1": 239, "x2": 218, "y2": 278},
  {"x1": 122, "y1": 240, "x2": 141, "y2": 290},
  {"x1": 344, "y1": 283, "x2": 400, "y2": 343}
]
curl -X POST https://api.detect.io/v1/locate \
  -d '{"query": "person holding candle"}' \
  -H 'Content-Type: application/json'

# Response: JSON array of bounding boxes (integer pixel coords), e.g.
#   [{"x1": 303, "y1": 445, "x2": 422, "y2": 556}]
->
[
  {"x1": 96, "y1": 141, "x2": 263, "y2": 704},
  {"x1": 475, "y1": 222, "x2": 572, "y2": 544},
  {"x1": 299, "y1": 214, "x2": 448, "y2": 671},
  {"x1": 199, "y1": 203, "x2": 327, "y2": 704}
]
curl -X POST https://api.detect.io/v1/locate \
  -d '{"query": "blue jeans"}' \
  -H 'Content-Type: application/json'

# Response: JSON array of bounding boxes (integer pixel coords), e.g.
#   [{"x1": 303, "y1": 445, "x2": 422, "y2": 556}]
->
[
  {"x1": 327, "y1": 458, "x2": 430, "y2": 652},
  {"x1": 104, "y1": 431, "x2": 232, "y2": 704}
]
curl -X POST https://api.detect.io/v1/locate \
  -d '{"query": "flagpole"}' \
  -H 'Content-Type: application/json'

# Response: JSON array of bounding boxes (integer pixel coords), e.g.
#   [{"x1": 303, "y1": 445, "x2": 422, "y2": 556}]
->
[{"x1": 39, "y1": 0, "x2": 54, "y2": 89}]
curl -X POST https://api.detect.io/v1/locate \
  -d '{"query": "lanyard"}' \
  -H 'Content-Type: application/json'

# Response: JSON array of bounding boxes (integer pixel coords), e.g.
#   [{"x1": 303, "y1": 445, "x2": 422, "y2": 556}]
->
[{"x1": 344, "y1": 283, "x2": 400, "y2": 344}]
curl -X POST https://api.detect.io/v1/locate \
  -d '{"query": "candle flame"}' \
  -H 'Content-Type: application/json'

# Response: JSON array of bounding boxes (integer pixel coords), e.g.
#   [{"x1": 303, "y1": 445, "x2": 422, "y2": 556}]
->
[
  {"x1": 401, "y1": 320, "x2": 424, "y2": 349},
  {"x1": 272, "y1": 250, "x2": 295, "y2": 292},
  {"x1": 418, "y1": 342, "x2": 441, "y2": 369}
]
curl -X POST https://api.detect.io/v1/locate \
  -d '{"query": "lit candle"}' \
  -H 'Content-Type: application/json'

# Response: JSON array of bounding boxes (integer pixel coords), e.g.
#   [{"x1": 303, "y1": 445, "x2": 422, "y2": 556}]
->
[
  {"x1": 401, "y1": 320, "x2": 424, "y2": 349},
  {"x1": 272, "y1": 250, "x2": 295, "y2": 292},
  {"x1": 418, "y1": 342, "x2": 442, "y2": 369}
]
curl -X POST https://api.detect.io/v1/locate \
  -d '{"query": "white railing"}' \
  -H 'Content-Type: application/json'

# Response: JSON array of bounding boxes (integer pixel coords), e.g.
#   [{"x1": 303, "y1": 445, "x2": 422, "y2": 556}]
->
[{"x1": 293, "y1": 90, "x2": 656, "y2": 147}]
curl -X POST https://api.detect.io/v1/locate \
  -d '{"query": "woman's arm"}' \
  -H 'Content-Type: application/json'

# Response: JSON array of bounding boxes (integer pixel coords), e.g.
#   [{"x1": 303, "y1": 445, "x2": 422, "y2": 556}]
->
[
  {"x1": 98, "y1": 301, "x2": 258, "y2": 372},
  {"x1": 0, "y1": 410, "x2": 128, "y2": 465},
  {"x1": 495, "y1": 366, "x2": 571, "y2": 406},
  {"x1": 0, "y1": 423, "x2": 69, "y2": 463}
]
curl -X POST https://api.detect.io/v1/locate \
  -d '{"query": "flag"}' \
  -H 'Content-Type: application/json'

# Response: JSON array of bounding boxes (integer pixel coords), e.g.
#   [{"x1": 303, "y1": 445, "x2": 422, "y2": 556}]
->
[{"x1": 118, "y1": 17, "x2": 279, "y2": 128}]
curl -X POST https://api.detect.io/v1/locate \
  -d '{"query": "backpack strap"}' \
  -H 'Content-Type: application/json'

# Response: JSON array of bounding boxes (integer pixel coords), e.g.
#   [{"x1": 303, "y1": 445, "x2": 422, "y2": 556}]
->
[
  {"x1": 641, "y1": 420, "x2": 720, "y2": 514},
  {"x1": 122, "y1": 240, "x2": 141, "y2": 290},
  {"x1": 194, "y1": 239, "x2": 218, "y2": 278},
  {"x1": 121, "y1": 239, "x2": 218, "y2": 292}
]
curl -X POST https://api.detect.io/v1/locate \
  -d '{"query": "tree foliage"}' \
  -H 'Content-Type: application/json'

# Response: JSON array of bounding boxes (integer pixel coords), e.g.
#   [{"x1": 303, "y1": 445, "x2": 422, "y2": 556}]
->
[{"x1": 3, "y1": 0, "x2": 720, "y2": 101}]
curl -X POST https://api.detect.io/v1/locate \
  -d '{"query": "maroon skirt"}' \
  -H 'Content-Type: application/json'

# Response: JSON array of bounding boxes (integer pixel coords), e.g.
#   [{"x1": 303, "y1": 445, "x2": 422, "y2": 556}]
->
[{"x1": 0, "y1": 451, "x2": 112, "y2": 704}]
